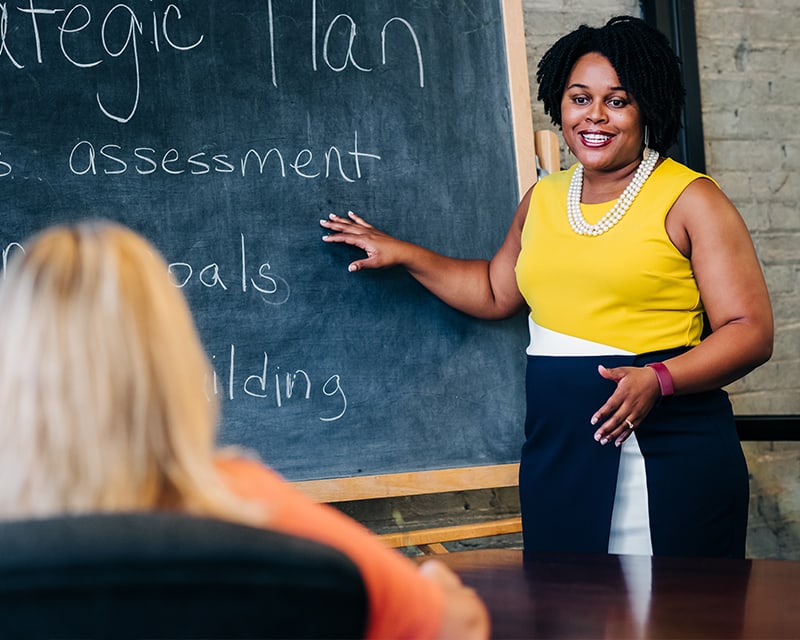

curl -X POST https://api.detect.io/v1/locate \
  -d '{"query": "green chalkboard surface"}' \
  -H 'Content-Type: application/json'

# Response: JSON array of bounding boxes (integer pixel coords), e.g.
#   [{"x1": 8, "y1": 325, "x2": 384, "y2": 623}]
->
[{"x1": 0, "y1": 0, "x2": 533, "y2": 481}]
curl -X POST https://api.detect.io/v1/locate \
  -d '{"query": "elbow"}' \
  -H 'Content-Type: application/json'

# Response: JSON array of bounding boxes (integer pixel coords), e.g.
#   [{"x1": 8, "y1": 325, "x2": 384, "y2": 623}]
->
[
  {"x1": 732, "y1": 314, "x2": 774, "y2": 370},
  {"x1": 483, "y1": 298, "x2": 527, "y2": 322},
  {"x1": 756, "y1": 332, "x2": 774, "y2": 367},
  {"x1": 756, "y1": 315, "x2": 775, "y2": 366},
  {"x1": 745, "y1": 323, "x2": 774, "y2": 371}
]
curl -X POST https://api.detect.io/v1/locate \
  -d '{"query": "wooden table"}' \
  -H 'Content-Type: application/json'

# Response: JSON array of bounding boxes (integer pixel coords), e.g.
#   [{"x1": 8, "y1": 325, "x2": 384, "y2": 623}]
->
[{"x1": 435, "y1": 549, "x2": 800, "y2": 639}]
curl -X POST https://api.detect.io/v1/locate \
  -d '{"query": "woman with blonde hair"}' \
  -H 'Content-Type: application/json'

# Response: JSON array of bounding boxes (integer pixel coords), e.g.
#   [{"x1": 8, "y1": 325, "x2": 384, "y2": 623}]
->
[{"x1": 0, "y1": 221, "x2": 488, "y2": 640}]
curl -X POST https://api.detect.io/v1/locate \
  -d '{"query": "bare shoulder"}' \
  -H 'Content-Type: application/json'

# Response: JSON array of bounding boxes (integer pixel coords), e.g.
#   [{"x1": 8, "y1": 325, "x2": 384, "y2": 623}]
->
[
  {"x1": 672, "y1": 176, "x2": 742, "y2": 227},
  {"x1": 510, "y1": 183, "x2": 536, "y2": 232},
  {"x1": 667, "y1": 176, "x2": 749, "y2": 257}
]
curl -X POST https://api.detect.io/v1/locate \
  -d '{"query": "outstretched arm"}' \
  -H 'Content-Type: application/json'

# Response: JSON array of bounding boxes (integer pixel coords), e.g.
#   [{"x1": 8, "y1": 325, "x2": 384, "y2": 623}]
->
[{"x1": 320, "y1": 187, "x2": 533, "y2": 320}]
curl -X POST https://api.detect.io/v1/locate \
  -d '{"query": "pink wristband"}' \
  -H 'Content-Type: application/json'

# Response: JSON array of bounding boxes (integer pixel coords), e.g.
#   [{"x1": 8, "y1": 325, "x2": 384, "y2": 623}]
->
[{"x1": 646, "y1": 362, "x2": 674, "y2": 397}]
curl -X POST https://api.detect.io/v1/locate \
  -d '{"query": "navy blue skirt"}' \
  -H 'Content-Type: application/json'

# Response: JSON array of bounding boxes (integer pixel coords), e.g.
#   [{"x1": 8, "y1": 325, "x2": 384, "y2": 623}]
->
[{"x1": 519, "y1": 348, "x2": 749, "y2": 558}]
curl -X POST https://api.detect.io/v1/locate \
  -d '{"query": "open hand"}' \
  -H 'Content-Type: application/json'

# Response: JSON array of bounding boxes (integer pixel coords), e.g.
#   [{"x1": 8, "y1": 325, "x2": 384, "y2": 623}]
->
[
  {"x1": 590, "y1": 364, "x2": 661, "y2": 447},
  {"x1": 320, "y1": 211, "x2": 405, "y2": 272}
]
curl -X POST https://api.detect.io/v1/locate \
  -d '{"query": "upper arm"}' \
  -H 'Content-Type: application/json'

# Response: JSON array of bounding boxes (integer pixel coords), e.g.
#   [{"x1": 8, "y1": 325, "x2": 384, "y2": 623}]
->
[
  {"x1": 667, "y1": 178, "x2": 773, "y2": 341},
  {"x1": 486, "y1": 185, "x2": 533, "y2": 316}
]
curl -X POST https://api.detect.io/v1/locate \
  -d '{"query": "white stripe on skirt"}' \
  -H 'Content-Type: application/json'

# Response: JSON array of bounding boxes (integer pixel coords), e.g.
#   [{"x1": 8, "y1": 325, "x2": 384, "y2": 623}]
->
[{"x1": 526, "y1": 318, "x2": 653, "y2": 556}]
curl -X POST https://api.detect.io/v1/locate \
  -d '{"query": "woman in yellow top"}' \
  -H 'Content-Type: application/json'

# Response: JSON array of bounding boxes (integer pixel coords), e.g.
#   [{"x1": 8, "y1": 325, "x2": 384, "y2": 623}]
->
[{"x1": 321, "y1": 16, "x2": 773, "y2": 557}]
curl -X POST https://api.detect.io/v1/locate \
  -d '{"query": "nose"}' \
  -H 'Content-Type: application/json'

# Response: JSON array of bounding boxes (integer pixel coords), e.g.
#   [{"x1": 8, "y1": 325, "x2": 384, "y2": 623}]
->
[{"x1": 585, "y1": 101, "x2": 607, "y2": 124}]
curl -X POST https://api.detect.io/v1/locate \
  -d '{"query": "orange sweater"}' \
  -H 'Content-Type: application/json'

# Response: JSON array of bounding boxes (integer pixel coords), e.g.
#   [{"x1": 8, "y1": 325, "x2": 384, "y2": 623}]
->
[{"x1": 216, "y1": 457, "x2": 444, "y2": 640}]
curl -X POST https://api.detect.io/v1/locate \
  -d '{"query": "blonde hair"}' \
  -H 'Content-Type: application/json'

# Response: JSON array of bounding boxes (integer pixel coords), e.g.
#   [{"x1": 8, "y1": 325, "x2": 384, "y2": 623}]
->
[{"x1": 0, "y1": 221, "x2": 263, "y2": 524}]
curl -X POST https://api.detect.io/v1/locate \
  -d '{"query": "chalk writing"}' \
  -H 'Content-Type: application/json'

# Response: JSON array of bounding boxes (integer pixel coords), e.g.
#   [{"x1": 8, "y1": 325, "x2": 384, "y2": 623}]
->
[
  {"x1": 307, "y1": 8, "x2": 424, "y2": 86},
  {"x1": 168, "y1": 234, "x2": 290, "y2": 305},
  {"x1": 0, "y1": 150, "x2": 11, "y2": 176},
  {"x1": 1, "y1": 0, "x2": 526, "y2": 480},
  {"x1": 209, "y1": 344, "x2": 348, "y2": 422},
  {"x1": 1, "y1": 1, "x2": 424, "y2": 122},
  {"x1": 0, "y1": 2, "x2": 203, "y2": 123},
  {"x1": 0, "y1": 238, "x2": 346, "y2": 422},
  {"x1": 66, "y1": 130, "x2": 381, "y2": 182},
  {"x1": 2, "y1": 235, "x2": 290, "y2": 304},
  {"x1": 1, "y1": 241, "x2": 24, "y2": 278}
]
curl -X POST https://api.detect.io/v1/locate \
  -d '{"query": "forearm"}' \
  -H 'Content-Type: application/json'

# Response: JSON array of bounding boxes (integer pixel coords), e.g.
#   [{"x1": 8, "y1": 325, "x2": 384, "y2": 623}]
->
[
  {"x1": 589, "y1": 319, "x2": 773, "y2": 446},
  {"x1": 320, "y1": 210, "x2": 526, "y2": 320},
  {"x1": 399, "y1": 242, "x2": 521, "y2": 320},
  {"x1": 661, "y1": 321, "x2": 773, "y2": 395}
]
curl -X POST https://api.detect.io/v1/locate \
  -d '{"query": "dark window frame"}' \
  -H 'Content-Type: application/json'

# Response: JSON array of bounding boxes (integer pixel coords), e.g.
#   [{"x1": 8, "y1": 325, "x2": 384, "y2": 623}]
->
[{"x1": 640, "y1": 0, "x2": 707, "y2": 173}]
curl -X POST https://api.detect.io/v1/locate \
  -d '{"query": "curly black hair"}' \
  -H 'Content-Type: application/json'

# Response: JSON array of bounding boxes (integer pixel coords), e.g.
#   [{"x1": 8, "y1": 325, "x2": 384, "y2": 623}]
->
[{"x1": 536, "y1": 15, "x2": 685, "y2": 155}]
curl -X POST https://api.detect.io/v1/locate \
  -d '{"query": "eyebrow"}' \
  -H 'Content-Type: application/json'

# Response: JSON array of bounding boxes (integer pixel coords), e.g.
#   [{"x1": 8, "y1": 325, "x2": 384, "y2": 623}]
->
[{"x1": 566, "y1": 82, "x2": 628, "y2": 92}]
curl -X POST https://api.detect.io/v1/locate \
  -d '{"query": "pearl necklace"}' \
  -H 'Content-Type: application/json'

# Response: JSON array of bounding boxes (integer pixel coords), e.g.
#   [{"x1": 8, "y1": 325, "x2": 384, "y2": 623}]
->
[{"x1": 567, "y1": 149, "x2": 660, "y2": 236}]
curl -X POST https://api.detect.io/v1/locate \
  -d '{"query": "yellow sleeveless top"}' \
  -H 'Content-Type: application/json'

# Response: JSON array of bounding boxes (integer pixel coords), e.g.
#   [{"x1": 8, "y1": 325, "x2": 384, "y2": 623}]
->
[{"x1": 515, "y1": 158, "x2": 712, "y2": 354}]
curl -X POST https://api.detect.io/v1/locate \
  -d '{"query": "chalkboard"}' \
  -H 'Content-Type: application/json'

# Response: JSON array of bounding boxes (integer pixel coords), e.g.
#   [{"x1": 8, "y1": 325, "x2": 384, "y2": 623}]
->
[{"x1": 0, "y1": 0, "x2": 534, "y2": 482}]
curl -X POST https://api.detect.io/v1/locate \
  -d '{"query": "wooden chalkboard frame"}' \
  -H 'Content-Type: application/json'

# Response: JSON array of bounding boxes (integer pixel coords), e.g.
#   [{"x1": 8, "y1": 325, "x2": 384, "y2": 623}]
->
[
  {"x1": 296, "y1": 461, "x2": 521, "y2": 502},
  {"x1": 295, "y1": 0, "x2": 535, "y2": 503}
]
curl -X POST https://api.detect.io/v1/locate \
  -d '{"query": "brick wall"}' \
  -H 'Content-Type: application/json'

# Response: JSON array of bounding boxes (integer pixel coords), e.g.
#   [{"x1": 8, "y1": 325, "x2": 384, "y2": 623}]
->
[
  {"x1": 694, "y1": 0, "x2": 800, "y2": 415},
  {"x1": 694, "y1": 0, "x2": 800, "y2": 559}
]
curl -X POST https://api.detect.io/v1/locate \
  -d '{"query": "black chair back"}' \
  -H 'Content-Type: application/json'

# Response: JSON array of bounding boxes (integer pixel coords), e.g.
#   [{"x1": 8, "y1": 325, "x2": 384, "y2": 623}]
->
[{"x1": 0, "y1": 512, "x2": 368, "y2": 639}]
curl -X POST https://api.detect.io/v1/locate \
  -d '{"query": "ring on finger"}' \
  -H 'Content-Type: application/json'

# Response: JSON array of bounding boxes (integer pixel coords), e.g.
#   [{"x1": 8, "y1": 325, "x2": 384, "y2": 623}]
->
[{"x1": 624, "y1": 419, "x2": 635, "y2": 430}]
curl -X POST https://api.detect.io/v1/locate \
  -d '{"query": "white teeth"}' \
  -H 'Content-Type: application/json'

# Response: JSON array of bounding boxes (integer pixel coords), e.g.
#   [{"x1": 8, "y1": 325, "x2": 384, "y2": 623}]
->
[{"x1": 582, "y1": 133, "x2": 611, "y2": 143}]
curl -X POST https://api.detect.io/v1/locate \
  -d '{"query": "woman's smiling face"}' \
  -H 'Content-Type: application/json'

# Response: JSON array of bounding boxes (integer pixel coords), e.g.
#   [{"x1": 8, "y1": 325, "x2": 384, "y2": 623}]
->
[{"x1": 560, "y1": 52, "x2": 645, "y2": 173}]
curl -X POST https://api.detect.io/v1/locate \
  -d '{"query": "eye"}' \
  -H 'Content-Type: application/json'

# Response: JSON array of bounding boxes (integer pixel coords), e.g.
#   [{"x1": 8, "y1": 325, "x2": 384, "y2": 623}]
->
[
  {"x1": 608, "y1": 98, "x2": 628, "y2": 108},
  {"x1": 572, "y1": 95, "x2": 590, "y2": 105}
]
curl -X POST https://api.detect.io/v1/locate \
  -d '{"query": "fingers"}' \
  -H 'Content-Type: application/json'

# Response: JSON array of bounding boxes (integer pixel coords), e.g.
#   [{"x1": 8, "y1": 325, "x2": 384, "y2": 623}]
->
[
  {"x1": 592, "y1": 393, "x2": 637, "y2": 446},
  {"x1": 319, "y1": 210, "x2": 373, "y2": 233},
  {"x1": 420, "y1": 560, "x2": 490, "y2": 640},
  {"x1": 320, "y1": 212, "x2": 367, "y2": 271},
  {"x1": 593, "y1": 416, "x2": 636, "y2": 447},
  {"x1": 596, "y1": 364, "x2": 617, "y2": 382},
  {"x1": 591, "y1": 364, "x2": 659, "y2": 447},
  {"x1": 347, "y1": 259, "x2": 366, "y2": 273},
  {"x1": 320, "y1": 211, "x2": 377, "y2": 266},
  {"x1": 320, "y1": 211, "x2": 395, "y2": 272},
  {"x1": 418, "y1": 559, "x2": 464, "y2": 588},
  {"x1": 343, "y1": 210, "x2": 373, "y2": 227}
]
